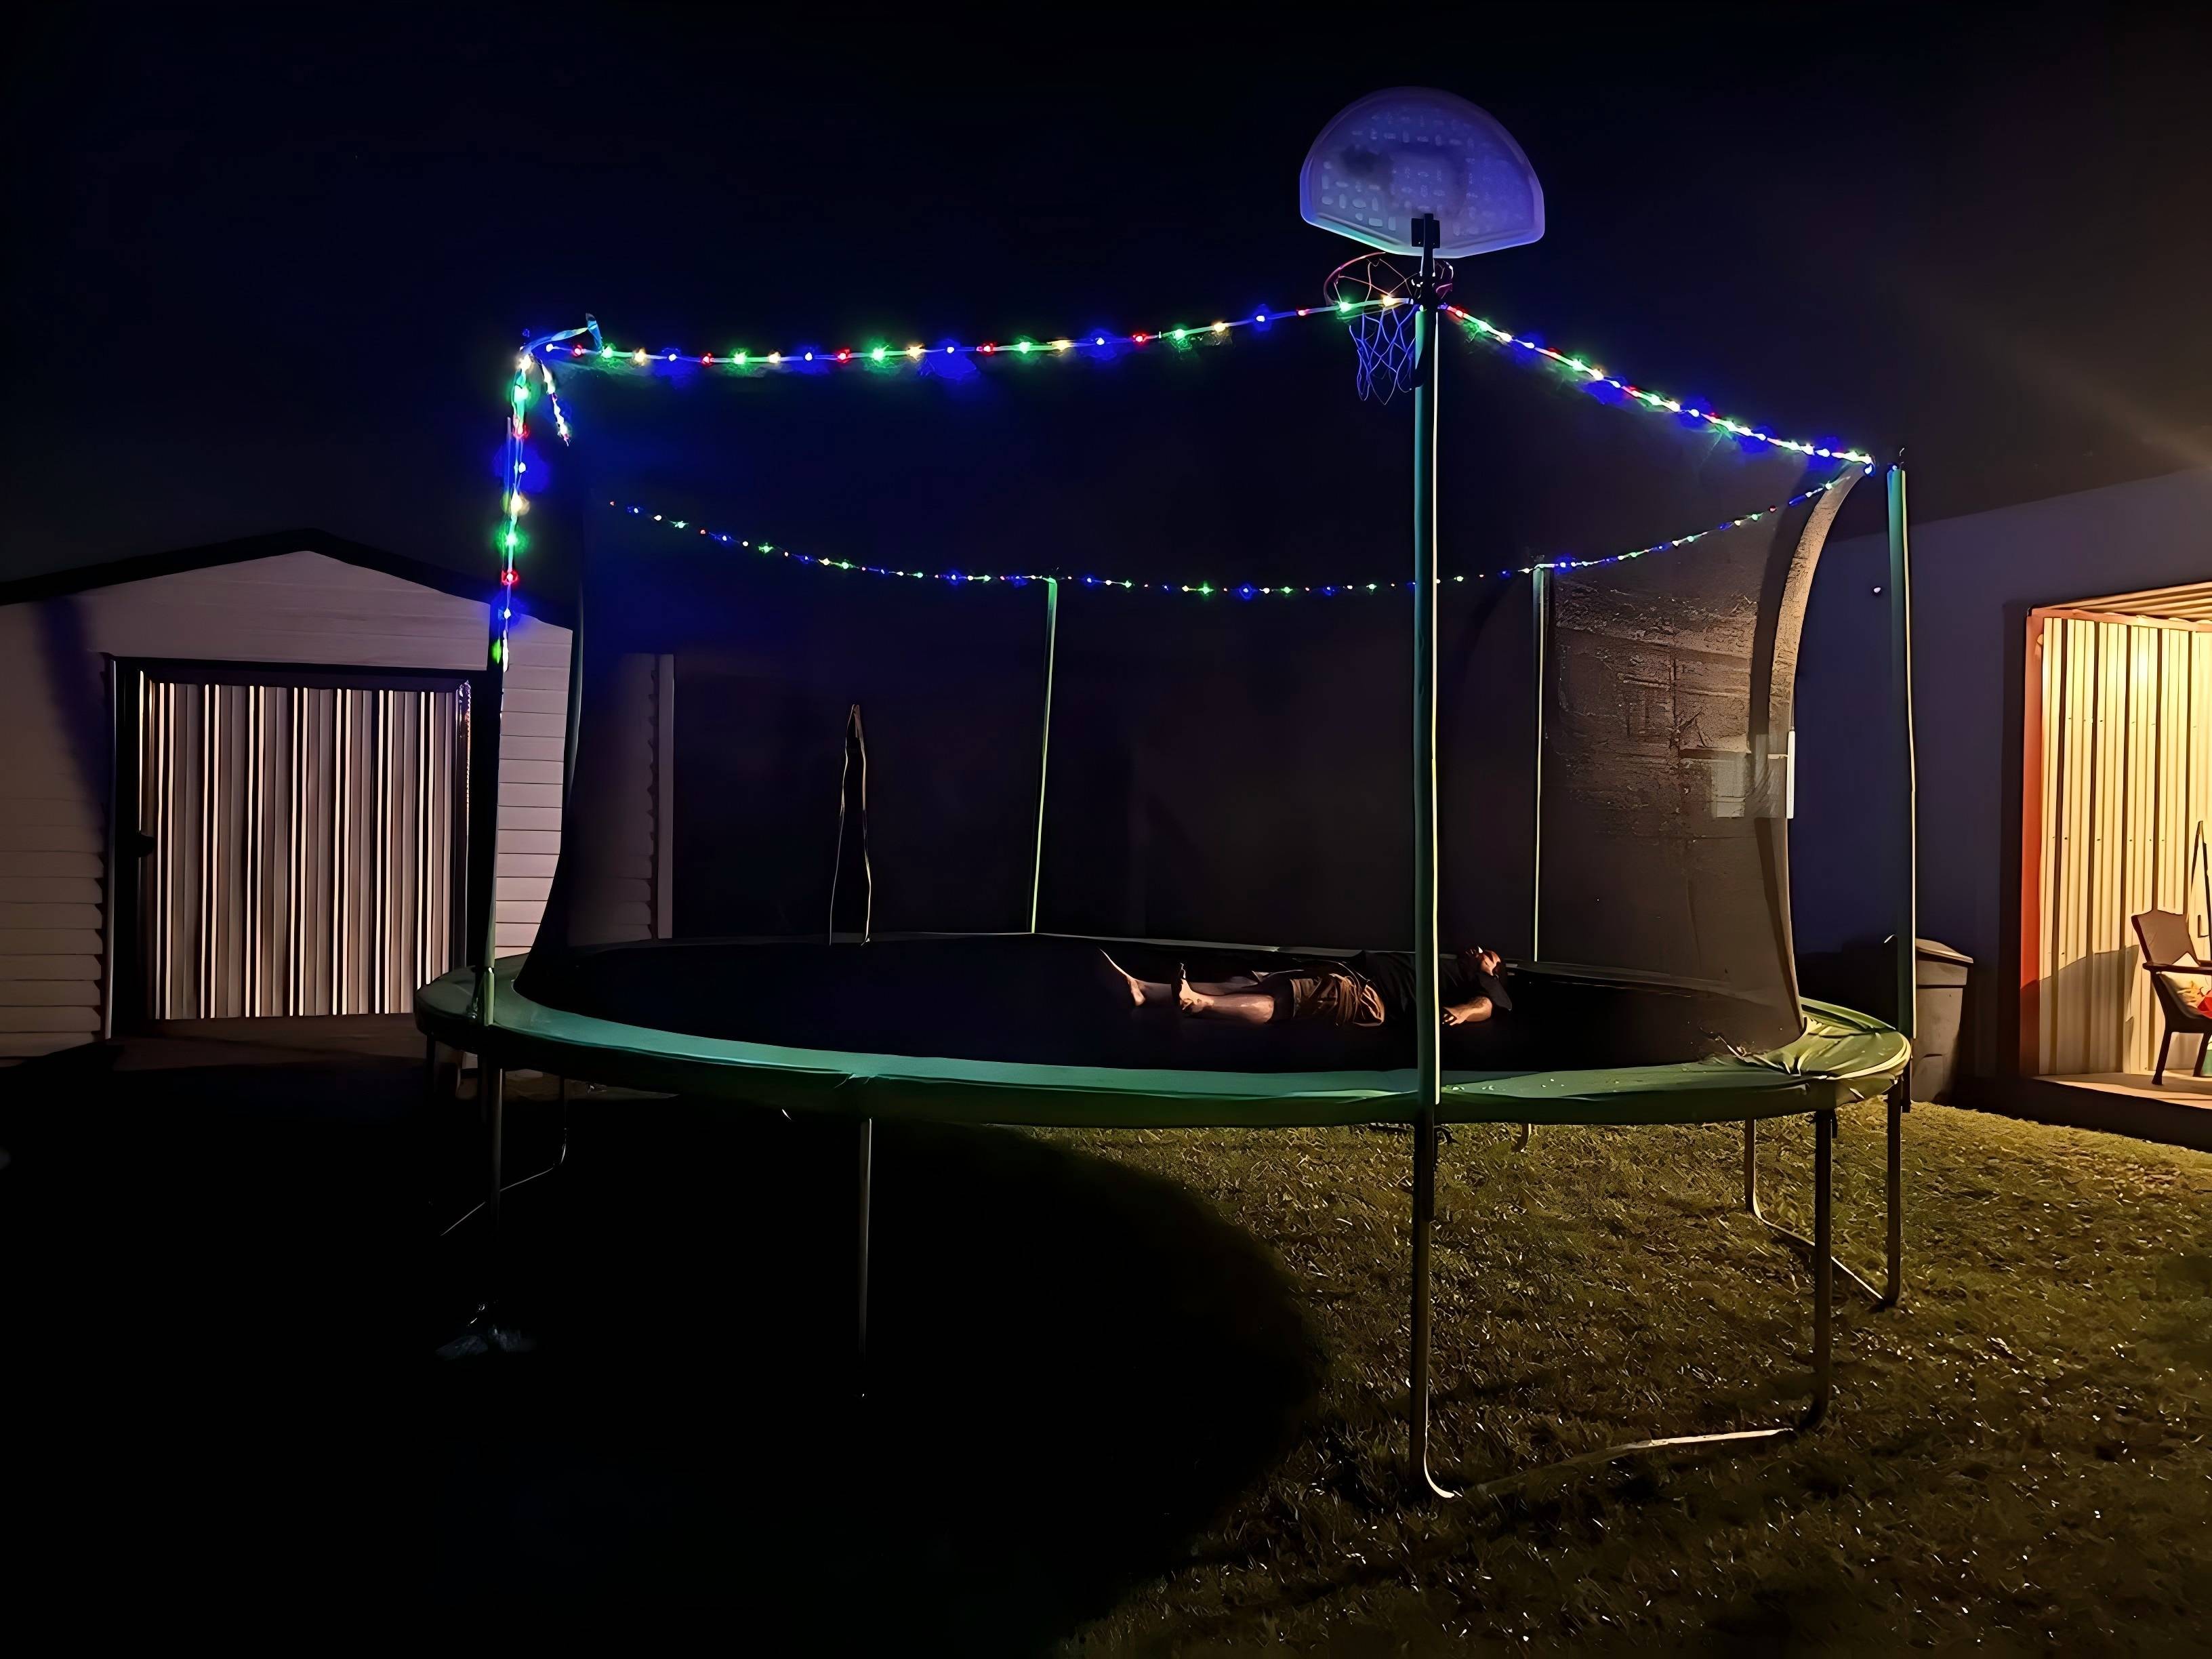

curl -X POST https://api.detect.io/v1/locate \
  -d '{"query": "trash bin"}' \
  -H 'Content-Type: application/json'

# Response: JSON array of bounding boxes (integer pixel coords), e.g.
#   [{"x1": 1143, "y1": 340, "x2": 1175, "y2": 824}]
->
[{"x1": 1911, "y1": 938, "x2": 1973, "y2": 1102}]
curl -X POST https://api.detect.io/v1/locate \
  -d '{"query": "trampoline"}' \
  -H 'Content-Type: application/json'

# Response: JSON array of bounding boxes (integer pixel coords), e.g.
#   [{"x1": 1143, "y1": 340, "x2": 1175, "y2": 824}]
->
[{"x1": 425, "y1": 90, "x2": 1920, "y2": 1499}]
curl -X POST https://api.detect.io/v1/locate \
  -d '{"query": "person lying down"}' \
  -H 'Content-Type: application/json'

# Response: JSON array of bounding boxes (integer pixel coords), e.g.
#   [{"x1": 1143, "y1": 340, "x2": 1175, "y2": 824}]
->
[{"x1": 1103, "y1": 947, "x2": 1511, "y2": 1030}]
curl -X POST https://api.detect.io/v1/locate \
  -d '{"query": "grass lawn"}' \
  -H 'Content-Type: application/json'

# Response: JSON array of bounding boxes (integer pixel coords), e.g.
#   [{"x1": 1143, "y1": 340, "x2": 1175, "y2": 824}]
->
[
  {"x1": 17, "y1": 1050, "x2": 2206, "y2": 1652},
  {"x1": 1053, "y1": 1103, "x2": 2211, "y2": 1655}
]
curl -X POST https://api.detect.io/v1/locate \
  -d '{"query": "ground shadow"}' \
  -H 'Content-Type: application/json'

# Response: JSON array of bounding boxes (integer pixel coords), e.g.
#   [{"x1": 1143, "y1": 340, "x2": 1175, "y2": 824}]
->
[{"x1": 7, "y1": 1049, "x2": 1323, "y2": 1651}]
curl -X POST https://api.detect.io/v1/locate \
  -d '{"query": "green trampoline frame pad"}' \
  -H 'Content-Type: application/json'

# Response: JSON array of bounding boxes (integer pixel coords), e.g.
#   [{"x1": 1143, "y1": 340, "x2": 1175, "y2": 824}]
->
[{"x1": 416, "y1": 959, "x2": 1908, "y2": 1130}]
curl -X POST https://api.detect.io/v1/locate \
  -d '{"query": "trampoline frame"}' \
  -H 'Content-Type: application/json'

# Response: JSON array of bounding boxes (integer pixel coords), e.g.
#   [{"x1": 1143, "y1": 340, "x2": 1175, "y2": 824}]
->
[{"x1": 422, "y1": 960, "x2": 1908, "y2": 1494}]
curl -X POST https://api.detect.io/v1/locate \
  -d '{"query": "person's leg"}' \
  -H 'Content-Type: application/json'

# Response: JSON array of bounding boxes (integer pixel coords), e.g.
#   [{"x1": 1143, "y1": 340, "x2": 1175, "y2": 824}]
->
[
  {"x1": 1102, "y1": 951, "x2": 1261, "y2": 1008},
  {"x1": 1176, "y1": 969, "x2": 1281, "y2": 1023},
  {"x1": 1101, "y1": 951, "x2": 1174, "y2": 1008}
]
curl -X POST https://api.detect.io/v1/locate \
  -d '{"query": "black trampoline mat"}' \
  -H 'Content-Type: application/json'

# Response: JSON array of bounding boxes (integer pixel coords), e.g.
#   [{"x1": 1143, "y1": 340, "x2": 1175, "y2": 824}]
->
[{"x1": 514, "y1": 934, "x2": 1793, "y2": 1073}]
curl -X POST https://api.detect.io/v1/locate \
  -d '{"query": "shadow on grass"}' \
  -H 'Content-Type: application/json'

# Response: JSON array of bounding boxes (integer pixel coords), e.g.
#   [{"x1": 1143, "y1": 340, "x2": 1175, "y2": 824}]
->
[{"x1": 6, "y1": 1048, "x2": 1324, "y2": 1652}]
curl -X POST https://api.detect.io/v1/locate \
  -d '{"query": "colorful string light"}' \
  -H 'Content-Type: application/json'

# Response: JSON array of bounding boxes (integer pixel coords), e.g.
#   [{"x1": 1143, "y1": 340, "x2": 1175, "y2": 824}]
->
[
  {"x1": 541, "y1": 299, "x2": 1380, "y2": 375},
  {"x1": 533, "y1": 295, "x2": 1872, "y2": 468},
  {"x1": 602, "y1": 468, "x2": 1862, "y2": 598},
  {"x1": 495, "y1": 317, "x2": 599, "y2": 662},
  {"x1": 1445, "y1": 306, "x2": 1872, "y2": 466},
  {"x1": 498, "y1": 294, "x2": 1879, "y2": 631}
]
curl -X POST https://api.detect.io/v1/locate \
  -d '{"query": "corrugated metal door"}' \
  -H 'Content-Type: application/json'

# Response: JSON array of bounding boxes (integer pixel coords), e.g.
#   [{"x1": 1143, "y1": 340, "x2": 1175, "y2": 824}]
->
[
  {"x1": 136, "y1": 674, "x2": 468, "y2": 1017},
  {"x1": 2035, "y1": 615, "x2": 2212, "y2": 1073}
]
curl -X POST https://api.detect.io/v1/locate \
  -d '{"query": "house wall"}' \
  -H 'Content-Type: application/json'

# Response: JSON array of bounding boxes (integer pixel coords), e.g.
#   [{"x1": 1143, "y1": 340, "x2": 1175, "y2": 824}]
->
[
  {"x1": 1791, "y1": 467, "x2": 2212, "y2": 1082},
  {"x1": 0, "y1": 550, "x2": 569, "y2": 1059}
]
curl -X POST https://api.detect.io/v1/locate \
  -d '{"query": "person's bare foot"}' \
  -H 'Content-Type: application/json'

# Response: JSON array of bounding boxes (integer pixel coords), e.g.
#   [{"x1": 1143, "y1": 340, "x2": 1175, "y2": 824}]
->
[
  {"x1": 1100, "y1": 951, "x2": 1158, "y2": 1008},
  {"x1": 1175, "y1": 966, "x2": 1207, "y2": 1015}
]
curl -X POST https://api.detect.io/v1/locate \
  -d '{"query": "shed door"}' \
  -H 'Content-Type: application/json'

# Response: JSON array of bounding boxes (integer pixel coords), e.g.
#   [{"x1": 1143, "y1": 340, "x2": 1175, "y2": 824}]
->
[{"x1": 135, "y1": 672, "x2": 469, "y2": 1018}]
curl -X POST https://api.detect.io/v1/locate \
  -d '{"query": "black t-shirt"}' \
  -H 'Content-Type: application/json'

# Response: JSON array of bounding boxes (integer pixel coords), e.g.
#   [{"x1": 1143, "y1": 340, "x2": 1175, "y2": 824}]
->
[{"x1": 1347, "y1": 951, "x2": 1513, "y2": 1024}]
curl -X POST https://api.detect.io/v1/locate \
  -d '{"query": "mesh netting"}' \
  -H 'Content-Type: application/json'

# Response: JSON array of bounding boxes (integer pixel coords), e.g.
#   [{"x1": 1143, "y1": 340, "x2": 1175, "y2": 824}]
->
[
  {"x1": 1325, "y1": 253, "x2": 1450, "y2": 403},
  {"x1": 518, "y1": 320, "x2": 1858, "y2": 1059}
]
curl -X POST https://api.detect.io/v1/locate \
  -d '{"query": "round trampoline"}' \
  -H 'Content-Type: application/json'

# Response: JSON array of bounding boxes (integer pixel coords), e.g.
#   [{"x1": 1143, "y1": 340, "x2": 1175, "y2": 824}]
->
[
  {"x1": 426, "y1": 92, "x2": 1919, "y2": 1498},
  {"x1": 424, "y1": 937, "x2": 1904, "y2": 1128}
]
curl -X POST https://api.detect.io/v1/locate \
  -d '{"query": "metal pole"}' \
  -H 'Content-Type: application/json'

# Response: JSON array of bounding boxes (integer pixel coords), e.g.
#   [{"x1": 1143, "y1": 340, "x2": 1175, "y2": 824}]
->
[
  {"x1": 464, "y1": 672, "x2": 504, "y2": 1024},
  {"x1": 1407, "y1": 216, "x2": 1448, "y2": 1500},
  {"x1": 1412, "y1": 219, "x2": 1443, "y2": 1113},
  {"x1": 1886, "y1": 465, "x2": 1918, "y2": 1046},
  {"x1": 1529, "y1": 565, "x2": 1547, "y2": 963},
  {"x1": 1881, "y1": 1079, "x2": 1904, "y2": 1308},
  {"x1": 1029, "y1": 577, "x2": 1059, "y2": 933},
  {"x1": 483, "y1": 1064, "x2": 506, "y2": 1309},
  {"x1": 856, "y1": 1115, "x2": 874, "y2": 1377},
  {"x1": 1801, "y1": 1108, "x2": 1835, "y2": 1431},
  {"x1": 1409, "y1": 1112, "x2": 1449, "y2": 1497}
]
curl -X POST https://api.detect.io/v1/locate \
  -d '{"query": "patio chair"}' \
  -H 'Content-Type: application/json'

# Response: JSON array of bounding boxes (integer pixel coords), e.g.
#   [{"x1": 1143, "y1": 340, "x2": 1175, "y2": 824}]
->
[{"x1": 2130, "y1": 909, "x2": 2212, "y2": 1086}]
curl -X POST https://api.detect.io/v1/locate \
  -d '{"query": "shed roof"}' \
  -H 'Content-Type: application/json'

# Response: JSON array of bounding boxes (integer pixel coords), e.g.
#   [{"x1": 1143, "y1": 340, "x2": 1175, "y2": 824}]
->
[{"x1": 0, "y1": 529, "x2": 573, "y2": 630}]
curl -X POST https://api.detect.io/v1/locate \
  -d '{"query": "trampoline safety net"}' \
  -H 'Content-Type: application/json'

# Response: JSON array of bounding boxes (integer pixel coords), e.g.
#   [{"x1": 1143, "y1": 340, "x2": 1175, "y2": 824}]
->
[{"x1": 520, "y1": 319, "x2": 1860, "y2": 1060}]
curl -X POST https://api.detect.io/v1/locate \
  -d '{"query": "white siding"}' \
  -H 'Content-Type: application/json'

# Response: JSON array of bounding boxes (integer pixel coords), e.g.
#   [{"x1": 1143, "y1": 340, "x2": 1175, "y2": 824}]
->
[
  {"x1": 0, "y1": 550, "x2": 570, "y2": 1059},
  {"x1": 495, "y1": 615, "x2": 571, "y2": 953}
]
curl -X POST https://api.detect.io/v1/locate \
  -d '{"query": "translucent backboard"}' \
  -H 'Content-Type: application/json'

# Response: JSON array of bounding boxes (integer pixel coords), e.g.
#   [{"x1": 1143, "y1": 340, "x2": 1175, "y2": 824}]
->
[{"x1": 1300, "y1": 87, "x2": 1544, "y2": 260}]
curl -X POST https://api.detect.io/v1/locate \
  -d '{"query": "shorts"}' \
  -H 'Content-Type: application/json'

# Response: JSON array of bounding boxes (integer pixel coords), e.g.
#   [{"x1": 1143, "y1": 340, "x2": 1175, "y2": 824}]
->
[{"x1": 1254, "y1": 966, "x2": 1386, "y2": 1028}]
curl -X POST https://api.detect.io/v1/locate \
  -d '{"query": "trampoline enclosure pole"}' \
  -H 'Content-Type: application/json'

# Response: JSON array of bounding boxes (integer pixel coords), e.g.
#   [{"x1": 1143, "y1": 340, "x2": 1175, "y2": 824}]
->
[
  {"x1": 1530, "y1": 565, "x2": 1547, "y2": 962},
  {"x1": 1411, "y1": 222, "x2": 1443, "y2": 1113},
  {"x1": 1029, "y1": 577, "x2": 1059, "y2": 933},
  {"x1": 1407, "y1": 216, "x2": 1447, "y2": 1498},
  {"x1": 1886, "y1": 465, "x2": 1918, "y2": 1046}
]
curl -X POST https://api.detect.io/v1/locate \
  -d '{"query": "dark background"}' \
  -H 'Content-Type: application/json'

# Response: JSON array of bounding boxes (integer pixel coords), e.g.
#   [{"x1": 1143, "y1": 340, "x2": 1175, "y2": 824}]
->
[
  {"x1": 7, "y1": 1, "x2": 2208, "y2": 985},
  {"x1": 7, "y1": 2, "x2": 2208, "y2": 589}
]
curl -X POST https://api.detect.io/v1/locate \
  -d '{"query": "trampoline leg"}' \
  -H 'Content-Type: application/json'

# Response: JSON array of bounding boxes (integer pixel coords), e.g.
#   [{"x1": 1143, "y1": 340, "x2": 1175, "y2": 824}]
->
[
  {"x1": 1744, "y1": 1104, "x2": 1891, "y2": 1308},
  {"x1": 1408, "y1": 1110, "x2": 1456, "y2": 1499},
  {"x1": 436, "y1": 1064, "x2": 529, "y2": 1357},
  {"x1": 1879, "y1": 1081, "x2": 1904, "y2": 1311},
  {"x1": 1513, "y1": 1122, "x2": 1532, "y2": 1153},
  {"x1": 856, "y1": 1116, "x2": 874, "y2": 1378},
  {"x1": 1801, "y1": 1109, "x2": 1836, "y2": 1431}
]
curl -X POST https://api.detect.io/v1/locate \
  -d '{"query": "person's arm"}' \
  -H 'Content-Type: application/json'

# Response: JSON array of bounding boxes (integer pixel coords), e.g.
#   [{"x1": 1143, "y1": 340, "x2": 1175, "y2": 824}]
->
[{"x1": 1441, "y1": 996, "x2": 1494, "y2": 1026}]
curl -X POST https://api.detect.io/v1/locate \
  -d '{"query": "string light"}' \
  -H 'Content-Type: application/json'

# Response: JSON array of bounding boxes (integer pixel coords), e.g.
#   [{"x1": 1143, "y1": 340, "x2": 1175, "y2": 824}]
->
[
  {"x1": 602, "y1": 470, "x2": 1860, "y2": 598},
  {"x1": 546, "y1": 300, "x2": 1384, "y2": 375},
  {"x1": 495, "y1": 318, "x2": 600, "y2": 669},
  {"x1": 1446, "y1": 306, "x2": 1872, "y2": 466},
  {"x1": 535, "y1": 296, "x2": 1872, "y2": 466}
]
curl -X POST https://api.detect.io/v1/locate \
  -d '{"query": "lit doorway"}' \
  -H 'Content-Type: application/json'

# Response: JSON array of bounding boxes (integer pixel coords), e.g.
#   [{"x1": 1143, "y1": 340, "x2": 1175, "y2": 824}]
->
[{"x1": 2021, "y1": 583, "x2": 2212, "y2": 1099}]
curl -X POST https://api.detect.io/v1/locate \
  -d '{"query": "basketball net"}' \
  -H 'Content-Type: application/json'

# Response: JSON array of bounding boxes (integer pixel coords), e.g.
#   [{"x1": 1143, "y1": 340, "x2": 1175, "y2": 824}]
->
[{"x1": 1324, "y1": 253, "x2": 1453, "y2": 405}]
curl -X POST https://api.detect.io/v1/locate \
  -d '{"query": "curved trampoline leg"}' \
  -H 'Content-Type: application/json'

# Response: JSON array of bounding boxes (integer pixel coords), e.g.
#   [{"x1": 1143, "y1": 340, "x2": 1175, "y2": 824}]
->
[
  {"x1": 1408, "y1": 1109, "x2": 1458, "y2": 1500},
  {"x1": 436, "y1": 1065, "x2": 531, "y2": 1357},
  {"x1": 1413, "y1": 1109, "x2": 1839, "y2": 1500},
  {"x1": 1745, "y1": 1089, "x2": 1900, "y2": 1309}
]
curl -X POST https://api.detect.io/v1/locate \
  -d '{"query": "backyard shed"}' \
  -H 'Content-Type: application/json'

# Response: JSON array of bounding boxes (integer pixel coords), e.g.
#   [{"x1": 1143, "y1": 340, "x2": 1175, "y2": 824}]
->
[{"x1": 0, "y1": 531, "x2": 577, "y2": 1061}]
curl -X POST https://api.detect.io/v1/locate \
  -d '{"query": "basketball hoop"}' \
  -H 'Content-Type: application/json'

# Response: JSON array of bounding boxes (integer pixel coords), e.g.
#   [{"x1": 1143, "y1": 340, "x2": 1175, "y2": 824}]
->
[{"x1": 1325, "y1": 251, "x2": 1453, "y2": 404}]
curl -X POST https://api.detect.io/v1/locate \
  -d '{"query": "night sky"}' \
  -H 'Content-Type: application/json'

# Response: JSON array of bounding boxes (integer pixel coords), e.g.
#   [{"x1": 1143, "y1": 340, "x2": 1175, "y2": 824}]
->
[{"x1": 7, "y1": 3, "x2": 2208, "y2": 589}]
